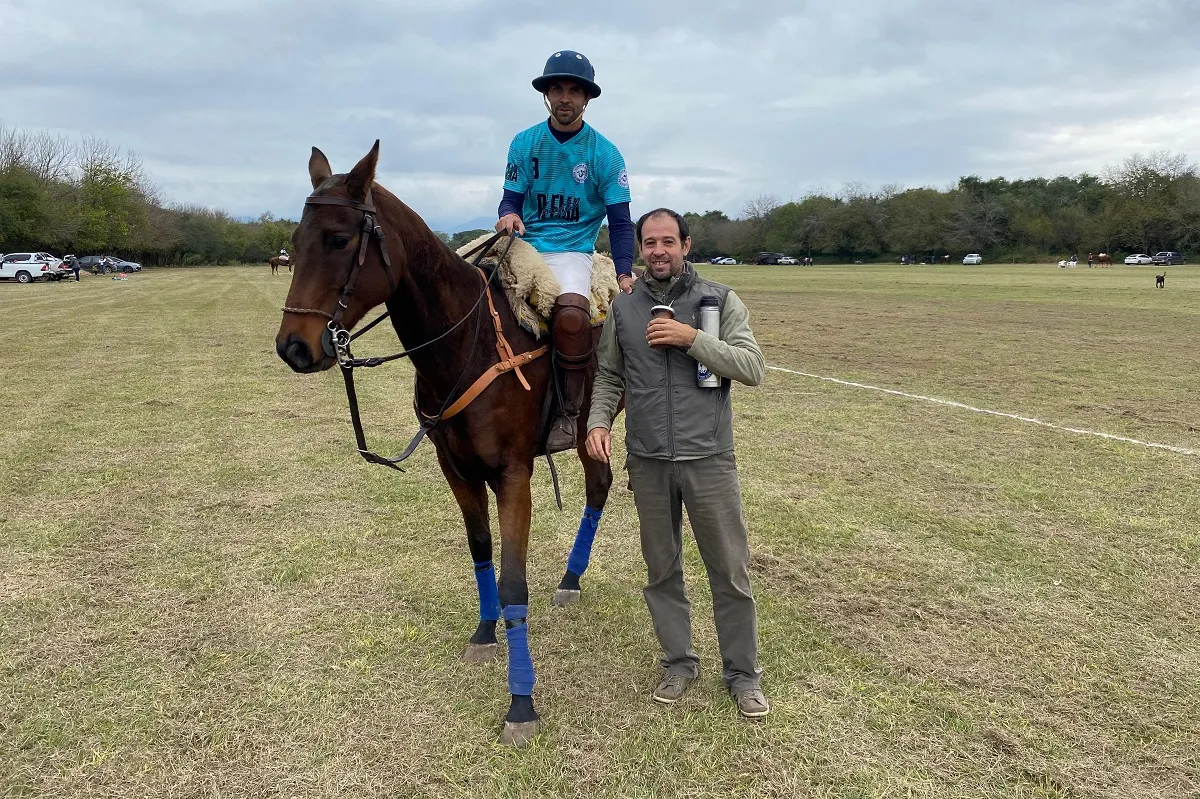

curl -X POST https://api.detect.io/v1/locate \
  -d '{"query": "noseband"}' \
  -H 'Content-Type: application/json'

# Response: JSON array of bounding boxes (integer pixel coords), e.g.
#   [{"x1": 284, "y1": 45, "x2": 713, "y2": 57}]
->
[{"x1": 282, "y1": 194, "x2": 545, "y2": 470}]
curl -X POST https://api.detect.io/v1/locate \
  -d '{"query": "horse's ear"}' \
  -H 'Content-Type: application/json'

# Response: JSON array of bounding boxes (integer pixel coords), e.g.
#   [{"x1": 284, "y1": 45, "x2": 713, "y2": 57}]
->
[
  {"x1": 346, "y1": 140, "x2": 380, "y2": 202},
  {"x1": 309, "y1": 147, "x2": 333, "y2": 190}
]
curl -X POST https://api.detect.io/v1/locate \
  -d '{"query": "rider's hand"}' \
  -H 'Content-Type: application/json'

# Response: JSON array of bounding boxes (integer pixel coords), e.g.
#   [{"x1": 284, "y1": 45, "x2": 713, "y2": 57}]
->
[
  {"x1": 585, "y1": 427, "x2": 611, "y2": 464},
  {"x1": 495, "y1": 214, "x2": 526, "y2": 237},
  {"x1": 618, "y1": 273, "x2": 635, "y2": 293}
]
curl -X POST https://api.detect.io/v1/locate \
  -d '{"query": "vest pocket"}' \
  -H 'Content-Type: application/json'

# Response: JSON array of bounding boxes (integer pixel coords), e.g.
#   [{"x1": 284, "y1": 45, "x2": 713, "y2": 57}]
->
[{"x1": 625, "y1": 386, "x2": 666, "y2": 455}]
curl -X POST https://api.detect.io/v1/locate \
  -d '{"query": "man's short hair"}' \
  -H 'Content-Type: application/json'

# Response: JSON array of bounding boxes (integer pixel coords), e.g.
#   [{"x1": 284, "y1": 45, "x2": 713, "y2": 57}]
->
[{"x1": 635, "y1": 208, "x2": 690, "y2": 244}]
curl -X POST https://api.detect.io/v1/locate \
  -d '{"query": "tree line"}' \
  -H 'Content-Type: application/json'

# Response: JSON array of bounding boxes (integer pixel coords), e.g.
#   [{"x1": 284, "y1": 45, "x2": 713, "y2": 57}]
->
[
  {"x1": 683, "y1": 151, "x2": 1200, "y2": 263},
  {"x1": 3, "y1": 123, "x2": 1196, "y2": 266},
  {"x1": 0, "y1": 125, "x2": 293, "y2": 265}
]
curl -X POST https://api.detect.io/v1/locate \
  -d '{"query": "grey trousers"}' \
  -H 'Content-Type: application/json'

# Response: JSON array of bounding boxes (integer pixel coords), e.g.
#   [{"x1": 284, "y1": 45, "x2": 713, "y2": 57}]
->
[{"x1": 627, "y1": 451, "x2": 762, "y2": 693}]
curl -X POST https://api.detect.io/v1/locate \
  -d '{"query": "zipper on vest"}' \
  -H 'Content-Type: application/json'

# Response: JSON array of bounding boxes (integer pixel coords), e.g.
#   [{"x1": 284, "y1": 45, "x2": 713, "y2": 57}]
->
[{"x1": 665, "y1": 346, "x2": 675, "y2": 458}]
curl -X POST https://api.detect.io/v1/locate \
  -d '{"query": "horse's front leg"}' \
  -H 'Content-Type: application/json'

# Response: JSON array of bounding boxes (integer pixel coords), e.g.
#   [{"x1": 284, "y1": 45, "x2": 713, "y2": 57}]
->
[
  {"x1": 441, "y1": 459, "x2": 500, "y2": 663},
  {"x1": 495, "y1": 465, "x2": 540, "y2": 747},
  {"x1": 553, "y1": 354, "x2": 617, "y2": 607}
]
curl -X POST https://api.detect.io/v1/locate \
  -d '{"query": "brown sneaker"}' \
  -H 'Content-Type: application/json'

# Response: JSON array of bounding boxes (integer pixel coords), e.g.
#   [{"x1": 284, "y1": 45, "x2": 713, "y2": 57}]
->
[
  {"x1": 652, "y1": 673, "x2": 695, "y2": 704},
  {"x1": 733, "y1": 688, "x2": 770, "y2": 718}
]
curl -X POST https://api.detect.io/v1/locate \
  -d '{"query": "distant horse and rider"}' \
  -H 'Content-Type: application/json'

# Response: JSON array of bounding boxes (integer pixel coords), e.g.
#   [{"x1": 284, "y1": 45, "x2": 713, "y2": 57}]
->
[
  {"x1": 269, "y1": 249, "x2": 291, "y2": 274},
  {"x1": 275, "y1": 141, "x2": 617, "y2": 747}
]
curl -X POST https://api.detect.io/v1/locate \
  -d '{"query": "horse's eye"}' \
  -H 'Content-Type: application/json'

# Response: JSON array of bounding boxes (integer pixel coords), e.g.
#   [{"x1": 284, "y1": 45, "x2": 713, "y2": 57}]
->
[{"x1": 330, "y1": 235, "x2": 351, "y2": 250}]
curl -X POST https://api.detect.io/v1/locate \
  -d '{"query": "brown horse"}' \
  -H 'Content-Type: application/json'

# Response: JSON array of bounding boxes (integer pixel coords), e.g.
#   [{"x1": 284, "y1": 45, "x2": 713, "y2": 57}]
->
[
  {"x1": 268, "y1": 255, "x2": 291, "y2": 274},
  {"x1": 1097, "y1": 253, "x2": 1113, "y2": 267},
  {"x1": 275, "y1": 141, "x2": 616, "y2": 747}
]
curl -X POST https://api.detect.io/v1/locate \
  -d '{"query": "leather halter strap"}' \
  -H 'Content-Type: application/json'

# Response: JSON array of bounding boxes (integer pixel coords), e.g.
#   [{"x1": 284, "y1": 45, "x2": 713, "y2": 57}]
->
[{"x1": 285, "y1": 197, "x2": 546, "y2": 469}]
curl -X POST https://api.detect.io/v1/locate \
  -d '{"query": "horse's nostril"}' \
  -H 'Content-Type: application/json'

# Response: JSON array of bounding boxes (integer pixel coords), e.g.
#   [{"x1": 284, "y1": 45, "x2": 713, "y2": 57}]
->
[{"x1": 279, "y1": 336, "x2": 314, "y2": 371}]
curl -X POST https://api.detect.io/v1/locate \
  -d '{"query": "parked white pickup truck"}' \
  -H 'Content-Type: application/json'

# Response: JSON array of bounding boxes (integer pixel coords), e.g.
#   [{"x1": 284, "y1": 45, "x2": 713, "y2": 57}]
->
[{"x1": 0, "y1": 252, "x2": 66, "y2": 283}]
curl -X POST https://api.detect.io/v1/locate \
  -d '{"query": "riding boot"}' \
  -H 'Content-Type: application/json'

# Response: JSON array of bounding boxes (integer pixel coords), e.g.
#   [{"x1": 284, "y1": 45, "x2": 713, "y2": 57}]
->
[{"x1": 546, "y1": 292, "x2": 593, "y2": 454}]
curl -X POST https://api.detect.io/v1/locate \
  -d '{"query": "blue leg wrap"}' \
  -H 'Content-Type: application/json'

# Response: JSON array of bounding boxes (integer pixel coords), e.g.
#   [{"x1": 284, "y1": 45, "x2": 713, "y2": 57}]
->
[
  {"x1": 566, "y1": 505, "x2": 603, "y2": 577},
  {"x1": 503, "y1": 604, "x2": 536, "y2": 695},
  {"x1": 474, "y1": 561, "x2": 501, "y2": 622}
]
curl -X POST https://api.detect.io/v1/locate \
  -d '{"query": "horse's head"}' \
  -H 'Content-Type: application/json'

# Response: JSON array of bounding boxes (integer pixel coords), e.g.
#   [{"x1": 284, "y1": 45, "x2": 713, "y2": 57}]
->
[{"x1": 276, "y1": 140, "x2": 399, "y2": 373}]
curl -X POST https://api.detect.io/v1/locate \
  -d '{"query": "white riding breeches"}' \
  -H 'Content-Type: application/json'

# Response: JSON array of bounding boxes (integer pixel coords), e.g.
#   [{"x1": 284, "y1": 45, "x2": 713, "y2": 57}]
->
[{"x1": 541, "y1": 251, "x2": 594, "y2": 298}]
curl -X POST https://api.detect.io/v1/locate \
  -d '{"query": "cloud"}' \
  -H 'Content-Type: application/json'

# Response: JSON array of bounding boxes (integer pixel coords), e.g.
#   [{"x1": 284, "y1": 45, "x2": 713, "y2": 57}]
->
[{"x1": 2, "y1": 0, "x2": 1198, "y2": 226}]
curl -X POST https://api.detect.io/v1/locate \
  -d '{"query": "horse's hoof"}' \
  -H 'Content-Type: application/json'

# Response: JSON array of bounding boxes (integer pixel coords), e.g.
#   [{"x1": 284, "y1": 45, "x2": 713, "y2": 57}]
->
[
  {"x1": 552, "y1": 588, "x2": 580, "y2": 607},
  {"x1": 499, "y1": 719, "x2": 541, "y2": 748},
  {"x1": 461, "y1": 643, "x2": 499, "y2": 663}
]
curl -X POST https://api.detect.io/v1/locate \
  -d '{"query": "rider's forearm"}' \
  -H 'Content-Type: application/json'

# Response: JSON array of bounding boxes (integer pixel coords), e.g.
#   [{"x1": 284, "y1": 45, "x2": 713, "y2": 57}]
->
[
  {"x1": 497, "y1": 189, "x2": 524, "y2": 221},
  {"x1": 605, "y1": 202, "x2": 634, "y2": 277}
]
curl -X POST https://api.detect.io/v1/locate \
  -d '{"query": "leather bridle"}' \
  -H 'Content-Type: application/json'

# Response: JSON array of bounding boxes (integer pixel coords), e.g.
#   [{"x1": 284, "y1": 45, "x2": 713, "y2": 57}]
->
[{"x1": 281, "y1": 193, "x2": 546, "y2": 470}]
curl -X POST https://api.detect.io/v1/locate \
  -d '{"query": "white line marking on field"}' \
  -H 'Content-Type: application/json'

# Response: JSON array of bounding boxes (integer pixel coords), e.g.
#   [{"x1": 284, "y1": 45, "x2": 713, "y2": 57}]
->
[{"x1": 767, "y1": 366, "x2": 1200, "y2": 458}]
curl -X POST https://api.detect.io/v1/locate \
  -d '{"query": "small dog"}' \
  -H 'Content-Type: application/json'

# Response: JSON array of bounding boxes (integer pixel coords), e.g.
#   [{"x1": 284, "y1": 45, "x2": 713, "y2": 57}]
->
[{"x1": 1156, "y1": 273, "x2": 1166, "y2": 289}]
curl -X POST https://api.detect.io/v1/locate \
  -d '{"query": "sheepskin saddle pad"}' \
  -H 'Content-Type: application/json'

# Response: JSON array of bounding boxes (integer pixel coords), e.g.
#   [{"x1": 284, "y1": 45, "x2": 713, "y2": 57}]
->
[{"x1": 455, "y1": 234, "x2": 619, "y2": 338}]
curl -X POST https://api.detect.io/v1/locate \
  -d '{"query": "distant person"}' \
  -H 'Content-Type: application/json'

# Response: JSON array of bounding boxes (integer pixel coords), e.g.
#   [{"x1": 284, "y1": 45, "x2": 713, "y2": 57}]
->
[
  {"x1": 1087, "y1": 253, "x2": 1093, "y2": 268},
  {"x1": 586, "y1": 208, "x2": 770, "y2": 719}
]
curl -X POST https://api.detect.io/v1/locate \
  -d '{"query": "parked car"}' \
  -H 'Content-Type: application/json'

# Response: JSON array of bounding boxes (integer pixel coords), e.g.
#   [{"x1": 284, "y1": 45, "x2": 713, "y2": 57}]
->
[
  {"x1": 0, "y1": 252, "x2": 63, "y2": 283},
  {"x1": 76, "y1": 255, "x2": 141, "y2": 274},
  {"x1": 963, "y1": 253, "x2": 983, "y2": 265},
  {"x1": 1124, "y1": 253, "x2": 1154, "y2": 265},
  {"x1": 754, "y1": 252, "x2": 788, "y2": 265},
  {"x1": 106, "y1": 257, "x2": 142, "y2": 272},
  {"x1": 776, "y1": 256, "x2": 799, "y2": 265},
  {"x1": 708, "y1": 256, "x2": 737, "y2": 265},
  {"x1": 1152, "y1": 251, "x2": 1186, "y2": 265},
  {"x1": 76, "y1": 255, "x2": 109, "y2": 273}
]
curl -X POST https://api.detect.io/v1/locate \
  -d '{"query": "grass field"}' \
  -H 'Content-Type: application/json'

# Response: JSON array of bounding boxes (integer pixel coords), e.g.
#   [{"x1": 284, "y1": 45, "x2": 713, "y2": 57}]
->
[{"x1": 2, "y1": 263, "x2": 1198, "y2": 798}]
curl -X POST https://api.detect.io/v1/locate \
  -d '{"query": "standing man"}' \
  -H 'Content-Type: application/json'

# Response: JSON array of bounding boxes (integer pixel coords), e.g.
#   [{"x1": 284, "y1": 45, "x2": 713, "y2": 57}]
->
[
  {"x1": 496, "y1": 50, "x2": 636, "y2": 452},
  {"x1": 585, "y1": 208, "x2": 770, "y2": 718}
]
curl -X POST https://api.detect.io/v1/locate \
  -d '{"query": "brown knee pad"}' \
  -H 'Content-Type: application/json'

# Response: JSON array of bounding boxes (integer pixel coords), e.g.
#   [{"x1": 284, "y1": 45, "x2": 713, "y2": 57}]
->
[{"x1": 552, "y1": 293, "x2": 593, "y2": 365}]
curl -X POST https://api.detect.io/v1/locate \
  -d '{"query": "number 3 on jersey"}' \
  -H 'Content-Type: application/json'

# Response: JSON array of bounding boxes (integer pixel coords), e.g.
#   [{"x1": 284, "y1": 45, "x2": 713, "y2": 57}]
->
[{"x1": 531, "y1": 157, "x2": 539, "y2": 180}]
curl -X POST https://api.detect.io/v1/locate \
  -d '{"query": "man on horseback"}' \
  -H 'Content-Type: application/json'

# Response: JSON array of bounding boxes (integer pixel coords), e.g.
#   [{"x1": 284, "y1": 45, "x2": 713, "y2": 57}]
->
[
  {"x1": 495, "y1": 50, "x2": 636, "y2": 452},
  {"x1": 279, "y1": 247, "x2": 289, "y2": 263}
]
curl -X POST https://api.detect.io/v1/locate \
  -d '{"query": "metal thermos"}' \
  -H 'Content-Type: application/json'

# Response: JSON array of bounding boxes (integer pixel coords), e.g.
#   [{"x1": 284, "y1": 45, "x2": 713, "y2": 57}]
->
[{"x1": 696, "y1": 296, "x2": 720, "y2": 388}]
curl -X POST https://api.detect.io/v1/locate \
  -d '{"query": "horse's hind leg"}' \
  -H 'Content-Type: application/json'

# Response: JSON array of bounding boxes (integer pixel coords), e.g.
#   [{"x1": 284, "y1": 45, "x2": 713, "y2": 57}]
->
[
  {"x1": 553, "y1": 442, "x2": 614, "y2": 606},
  {"x1": 443, "y1": 465, "x2": 501, "y2": 663}
]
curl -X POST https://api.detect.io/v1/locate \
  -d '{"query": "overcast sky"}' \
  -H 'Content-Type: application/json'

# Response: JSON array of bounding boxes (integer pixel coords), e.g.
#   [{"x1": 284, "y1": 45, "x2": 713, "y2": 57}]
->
[{"x1": 3, "y1": 0, "x2": 1198, "y2": 229}]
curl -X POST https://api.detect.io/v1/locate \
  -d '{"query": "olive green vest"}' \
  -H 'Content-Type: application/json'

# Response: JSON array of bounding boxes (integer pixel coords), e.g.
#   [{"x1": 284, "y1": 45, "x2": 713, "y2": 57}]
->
[{"x1": 610, "y1": 264, "x2": 735, "y2": 459}]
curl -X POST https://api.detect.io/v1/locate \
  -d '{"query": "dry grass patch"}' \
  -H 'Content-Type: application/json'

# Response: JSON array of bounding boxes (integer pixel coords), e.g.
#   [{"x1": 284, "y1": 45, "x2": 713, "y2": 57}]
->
[{"x1": 1, "y1": 265, "x2": 1197, "y2": 798}]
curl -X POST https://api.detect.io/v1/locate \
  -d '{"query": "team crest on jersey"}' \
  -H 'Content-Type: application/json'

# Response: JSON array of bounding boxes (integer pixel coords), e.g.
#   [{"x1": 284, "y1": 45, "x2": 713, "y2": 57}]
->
[
  {"x1": 572, "y1": 163, "x2": 588, "y2": 184},
  {"x1": 618, "y1": 168, "x2": 629, "y2": 189}
]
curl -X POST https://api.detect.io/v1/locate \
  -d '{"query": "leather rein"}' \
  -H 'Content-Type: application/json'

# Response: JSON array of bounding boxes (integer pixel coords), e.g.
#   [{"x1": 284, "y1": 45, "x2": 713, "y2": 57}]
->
[{"x1": 282, "y1": 194, "x2": 547, "y2": 470}]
